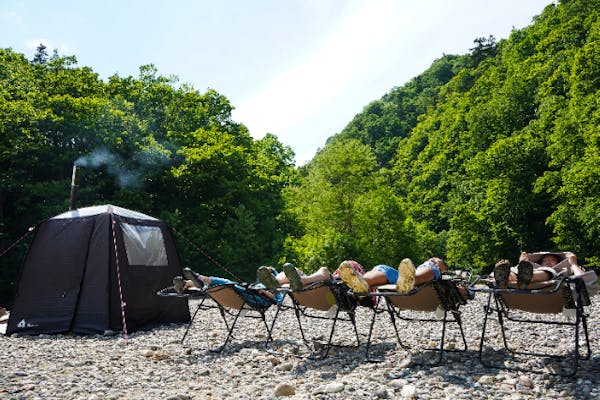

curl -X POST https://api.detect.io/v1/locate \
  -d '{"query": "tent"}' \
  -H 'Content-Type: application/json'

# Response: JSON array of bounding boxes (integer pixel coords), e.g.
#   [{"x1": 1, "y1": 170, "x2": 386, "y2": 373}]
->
[{"x1": 6, "y1": 204, "x2": 190, "y2": 335}]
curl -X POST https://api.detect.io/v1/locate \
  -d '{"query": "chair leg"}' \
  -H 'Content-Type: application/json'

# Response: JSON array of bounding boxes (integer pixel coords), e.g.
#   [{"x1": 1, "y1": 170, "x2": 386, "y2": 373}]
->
[
  {"x1": 349, "y1": 310, "x2": 360, "y2": 347},
  {"x1": 260, "y1": 309, "x2": 274, "y2": 345},
  {"x1": 478, "y1": 292, "x2": 494, "y2": 367},
  {"x1": 323, "y1": 307, "x2": 341, "y2": 357},
  {"x1": 453, "y1": 311, "x2": 468, "y2": 351},
  {"x1": 478, "y1": 291, "x2": 588, "y2": 377},
  {"x1": 494, "y1": 296, "x2": 512, "y2": 352},
  {"x1": 291, "y1": 303, "x2": 310, "y2": 346},
  {"x1": 211, "y1": 306, "x2": 242, "y2": 353},
  {"x1": 365, "y1": 305, "x2": 379, "y2": 360},
  {"x1": 181, "y1": 302, "x2": 203, "y2": 345},
  {"x1": 434, "y1": 311, "x2": 447, "y2": 365},
  {"x1": 265, "y1": 301, "x2": 284, "y2": 349},
  {"x1": 580, "y1": 313, "x2": 591, "y2": 360},
  {"x1": 385, "y1": 300, "x2": 405, "y2": 349}
]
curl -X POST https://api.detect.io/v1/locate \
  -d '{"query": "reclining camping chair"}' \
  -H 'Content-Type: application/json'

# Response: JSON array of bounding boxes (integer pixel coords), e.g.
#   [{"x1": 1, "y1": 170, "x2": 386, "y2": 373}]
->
[
  {"x1": 203, "y1": 282, "x2": 280, "y2": 353},
  {"x1": 364, "y1": 275, "x2": 469, "y2": 365},
  {"x1": 474, "y1": 274, "x2": 592, "y2": 377},
  {"x1": 157, "y1": 286, "x2": 225, "y2": 345},
  {"x1": 267, "y1": 279, "x2": 365, "y2": 358}
]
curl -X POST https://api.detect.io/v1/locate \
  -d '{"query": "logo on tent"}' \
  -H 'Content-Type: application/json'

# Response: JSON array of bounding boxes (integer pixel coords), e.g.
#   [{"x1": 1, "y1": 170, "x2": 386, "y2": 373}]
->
[{"x1": 17, "y1": 319, "x2": 38, "y2": 328}]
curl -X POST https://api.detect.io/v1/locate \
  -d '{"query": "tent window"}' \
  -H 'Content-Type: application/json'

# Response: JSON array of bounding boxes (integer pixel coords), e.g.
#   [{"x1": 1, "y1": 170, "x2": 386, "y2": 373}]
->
[{"x1": 120, "y1": 223, "x2": 168, "y2": 266}]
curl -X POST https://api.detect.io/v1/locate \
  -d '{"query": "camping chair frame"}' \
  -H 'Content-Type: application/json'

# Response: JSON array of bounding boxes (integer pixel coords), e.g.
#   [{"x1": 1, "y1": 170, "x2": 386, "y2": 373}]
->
[
  {"x1": 267, "y1": 280, "x2": 363, "y2": 358},
  {"x1": 157, "y1": 286, "x2": 226, "y2": 345},
  {"x1": 363, "y1": 279, "x2": 468, "y2": 365},
  {"x1": 474, "y1": 276, "x2": 591, "y2": 377},
  {"x1": 203, "y1": 283, "x2": 278, "y2": 353}
]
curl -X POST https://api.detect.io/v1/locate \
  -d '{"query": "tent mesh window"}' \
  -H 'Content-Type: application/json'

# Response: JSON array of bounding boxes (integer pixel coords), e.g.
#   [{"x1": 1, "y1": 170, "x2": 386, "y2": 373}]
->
[{"x1": 120, "y1": 223, "x2": 168, "y2": 266}]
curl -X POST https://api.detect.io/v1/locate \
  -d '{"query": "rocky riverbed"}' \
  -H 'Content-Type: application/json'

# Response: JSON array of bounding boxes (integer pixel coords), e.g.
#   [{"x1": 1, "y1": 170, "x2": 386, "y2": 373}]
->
[{"x1": 1, "y1": 294, "x2": 599, "y2": 399}]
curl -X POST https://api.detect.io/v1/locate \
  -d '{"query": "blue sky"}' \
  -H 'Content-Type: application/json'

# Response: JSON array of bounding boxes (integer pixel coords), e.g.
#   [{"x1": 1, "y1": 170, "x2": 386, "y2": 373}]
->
[{"x1": 1, "y1": 0, "x2": 552, "y2": 164}]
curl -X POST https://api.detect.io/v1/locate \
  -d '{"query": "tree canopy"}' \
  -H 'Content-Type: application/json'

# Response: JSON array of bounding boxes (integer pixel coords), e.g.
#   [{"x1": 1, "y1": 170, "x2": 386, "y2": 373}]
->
[
  {"x1": 0, "y1": 48, "x2": 295, "y2": 304},
  {"x1": 287, "y1": 0, "x2": 600, "y2": 271},
  {"x1": 1, "y1": 0, "x2": 599, "y2": 306}
]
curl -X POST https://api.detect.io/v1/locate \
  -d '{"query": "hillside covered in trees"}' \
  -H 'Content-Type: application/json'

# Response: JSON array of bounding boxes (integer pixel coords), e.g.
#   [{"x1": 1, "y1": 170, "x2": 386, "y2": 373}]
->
[
  {"x1": 1, "y1": 0, "x2": 598, "y2": 305},
  {"x1": 284, "y1": 0, "x2": 600, "y2": 272}
]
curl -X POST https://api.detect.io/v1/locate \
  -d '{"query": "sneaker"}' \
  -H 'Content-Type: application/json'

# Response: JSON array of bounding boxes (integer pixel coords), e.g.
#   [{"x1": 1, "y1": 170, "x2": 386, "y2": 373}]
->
[
  {"x1": 173, "y1": 276, "x2": 185, "y2": 294},
  {"x1": 337, "y1": 261, "x2": 369, "y2": 294},
  {"x1": 493, "y1": 260, "x2": 510, "y2": 289},
  {"x1": 396, "y1": 258, "x2": 415, "y2": 294},
  {"x1": 183, "y1": 267, "x2": 205, "y2": 289},
  {"x1": 516, "y1": 260, "x2": 533, "y2": 289},
  {"x1": 257, "y1": 266, "x2": 280, "y2": 291},
  {"x1": 283, "y1": 263, "x2": 304, "y2": 291}
]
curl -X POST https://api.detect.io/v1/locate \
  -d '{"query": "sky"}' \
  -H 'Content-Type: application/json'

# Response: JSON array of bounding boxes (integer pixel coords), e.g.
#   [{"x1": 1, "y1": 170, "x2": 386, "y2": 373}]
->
[{"x1": 1, "y1": 0, "x2": 553, "y2": 164}]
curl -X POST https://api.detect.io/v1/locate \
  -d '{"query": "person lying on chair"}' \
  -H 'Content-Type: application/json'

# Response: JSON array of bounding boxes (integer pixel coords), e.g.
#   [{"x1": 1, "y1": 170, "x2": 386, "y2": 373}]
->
[
  {"x1": 335, "y1": 258, "x2": 473, "y2": 300},
  {"x1": 257, "y1": 263, "x2": 332, "y2": 291},
  {"x1": 258, "y1": 259, "x2": 474, "y2": 303},
  {"x1": 258, "y1": 261, "x2": 381, "y2": 307},
  {"x1": 258, "y1": 259, "x2": 440, "y2": 293},
  {"x1": 493, "y1": 251, "x2": 586, "y2": 289},
  {"x1": 173, "y1": 267, "x2": 284, "y2": 308}
]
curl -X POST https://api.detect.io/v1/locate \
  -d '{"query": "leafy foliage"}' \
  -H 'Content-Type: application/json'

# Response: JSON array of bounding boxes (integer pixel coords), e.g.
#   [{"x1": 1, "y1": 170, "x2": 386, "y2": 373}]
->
[
  {"x1": 287, "y1": 0, "x2": 600, "y2": 271},
  {"x1": 2, "y1": 0, "x2": 599, "y2": 307},
  {"x1": 0, "y1": 51, "x2": 295, "y2": 305}
]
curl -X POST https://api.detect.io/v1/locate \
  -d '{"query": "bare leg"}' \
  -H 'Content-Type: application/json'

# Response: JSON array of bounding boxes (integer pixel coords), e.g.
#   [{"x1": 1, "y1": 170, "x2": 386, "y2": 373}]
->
[
  {"x1": 457, "y1": 285, "x2": 474, "y2": 300},
  {"x1": 276, "y1": 266, "x2": 331, "y2": 287},
  {"x1": 531, "y1": 270, "x2": 552, "y2": 282},
  {"x1": 301, "y1": 267, "x2": 331, "y2": 285},
  {"x1": 566, "y1": 252, "x2": 586, "y2": 276},
  {"x1": 362, "y1": 270, "x2": 388, "y2": 287},
  {"x1": 274, "y1": 271, "x2": 288, "y2": 285},
  {"x1": 414, "y1": 267, "x2": 437, "y2": 286},
  {"x1": 506, "y1": 270, "x2": 552, "y2": 284},
  {"x1": 184, "y1": 273, "x2": 212, "y2": 289}
]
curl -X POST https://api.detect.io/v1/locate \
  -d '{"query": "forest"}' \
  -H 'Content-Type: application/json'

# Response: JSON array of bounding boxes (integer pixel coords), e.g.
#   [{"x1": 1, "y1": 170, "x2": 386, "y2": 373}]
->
[{"x1": 1, "y1": 0, "x2": 598, "y2": 305}]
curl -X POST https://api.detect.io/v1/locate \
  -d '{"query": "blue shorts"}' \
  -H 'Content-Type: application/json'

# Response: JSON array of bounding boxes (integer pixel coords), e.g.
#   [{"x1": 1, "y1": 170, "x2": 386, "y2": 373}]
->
[
  {"x1": 372, "y1": 262, "x2": 442, "y2": 284},
  {"x1": 419, "y1": 260, "x2": 442, "y2": 280},
  {"x1": 372, "y1": 265, "x2": 398, "y2": 284},
  {"x1": 209, "y1": 276, "x2": 283, "y2": 307}
]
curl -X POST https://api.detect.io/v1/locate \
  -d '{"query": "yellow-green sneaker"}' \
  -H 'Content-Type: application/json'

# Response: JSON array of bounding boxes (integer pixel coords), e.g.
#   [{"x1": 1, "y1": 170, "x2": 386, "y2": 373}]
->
[
  {"x1": 337, "y1": 261, "x2": 369, "y2": 294},
  {"x1": 396, "y1": 258, "x2": 415, "y2": 294}
]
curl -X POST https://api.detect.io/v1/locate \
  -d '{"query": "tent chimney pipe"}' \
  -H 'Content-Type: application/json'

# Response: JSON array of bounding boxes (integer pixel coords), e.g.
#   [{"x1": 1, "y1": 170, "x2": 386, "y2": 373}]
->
[{"x1": 69, "y1": 165, "x2": 78, "y2": 211}]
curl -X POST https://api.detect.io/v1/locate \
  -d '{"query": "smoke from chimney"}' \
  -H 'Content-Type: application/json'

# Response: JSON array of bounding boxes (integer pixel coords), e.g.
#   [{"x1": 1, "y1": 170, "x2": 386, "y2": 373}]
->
[{"x1": 74, "y1": 145, "x2": 173, "y2": 190}]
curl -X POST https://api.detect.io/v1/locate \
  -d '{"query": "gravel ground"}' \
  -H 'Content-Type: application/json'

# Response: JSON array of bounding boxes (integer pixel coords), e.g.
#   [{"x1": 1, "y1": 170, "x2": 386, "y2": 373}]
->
[{"x1": 1, "y1": 293, "x2": 599, "y2": 400}]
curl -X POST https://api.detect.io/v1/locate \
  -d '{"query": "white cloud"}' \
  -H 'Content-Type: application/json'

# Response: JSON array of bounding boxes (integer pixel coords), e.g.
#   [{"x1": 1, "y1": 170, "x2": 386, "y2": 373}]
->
[
  {"x1": 24, "y1": 38, "x2": 74, "y2": 56},
  {"x1": 25, "y1": 38, "x2": 51, "y2": 50},
  {"x1": 232, "y1": 0, "x2": 416, "y2": 140}
]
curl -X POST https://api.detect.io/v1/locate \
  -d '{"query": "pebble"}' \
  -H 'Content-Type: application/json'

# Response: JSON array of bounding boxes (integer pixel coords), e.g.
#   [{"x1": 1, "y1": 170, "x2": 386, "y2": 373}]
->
[
  {"x1": 274, "y1": 383, "x2": 295, "y2": 397},
  {"x1": 1, "y1": 296, "x2": 599, "y2": 399},
  {"x1": 324, "y1": 382, "x2": 345, "y2": 393}
]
